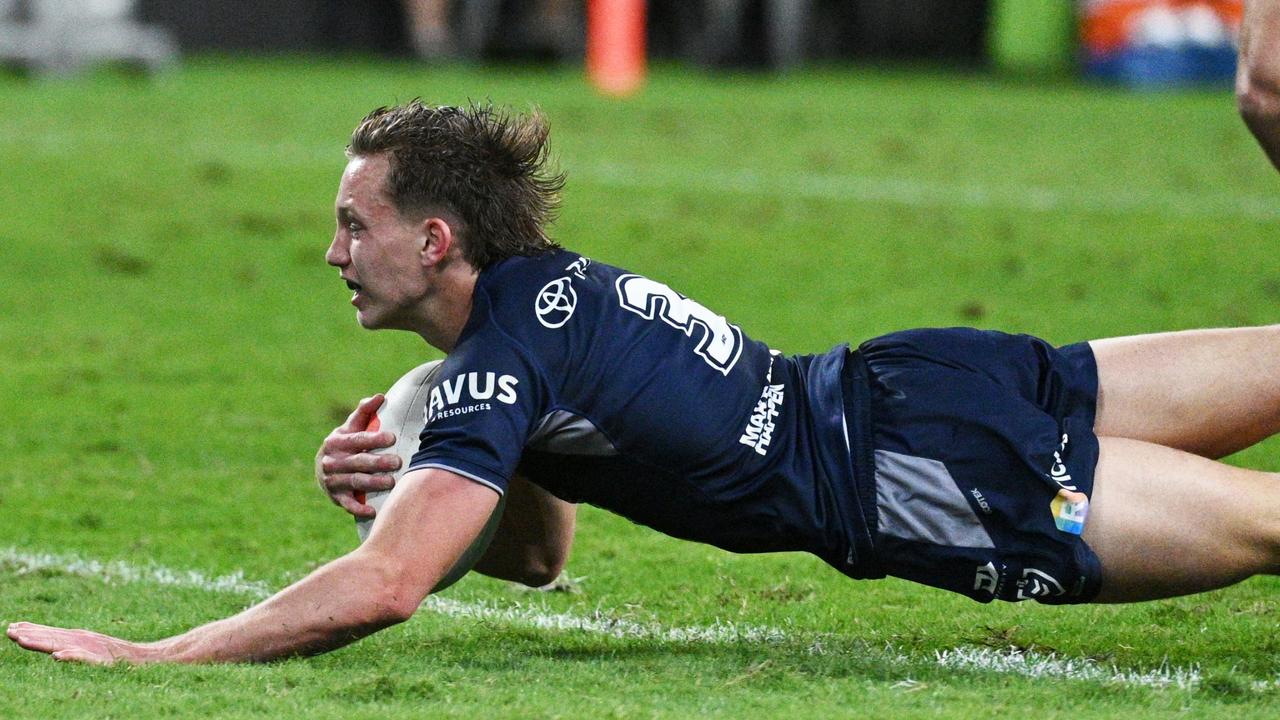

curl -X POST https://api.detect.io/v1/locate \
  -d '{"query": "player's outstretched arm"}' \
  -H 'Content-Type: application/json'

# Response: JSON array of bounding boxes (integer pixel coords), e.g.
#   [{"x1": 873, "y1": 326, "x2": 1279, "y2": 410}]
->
[
  {"x1": 1238, "y1": 0, "x2": 1280, "y2": 170},
  {"x1": 7, "y1": 468, "x2": 498, "y2": 664}
]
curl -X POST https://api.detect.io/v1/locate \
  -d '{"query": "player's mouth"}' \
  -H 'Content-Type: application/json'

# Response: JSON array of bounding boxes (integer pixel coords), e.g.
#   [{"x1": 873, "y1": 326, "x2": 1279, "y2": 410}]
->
[{"x1": 344, "y1": 278, "x2": 364, "y2": 304}]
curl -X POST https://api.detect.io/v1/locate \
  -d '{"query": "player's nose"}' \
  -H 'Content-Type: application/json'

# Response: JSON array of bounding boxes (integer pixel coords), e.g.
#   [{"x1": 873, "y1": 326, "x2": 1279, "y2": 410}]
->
[{"x1": 325, "y1": 234, "x2": 349, "y2": 267}]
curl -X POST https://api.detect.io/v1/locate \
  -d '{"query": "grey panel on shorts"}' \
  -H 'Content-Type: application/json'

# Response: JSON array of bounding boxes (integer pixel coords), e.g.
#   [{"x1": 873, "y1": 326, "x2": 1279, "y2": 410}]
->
[{"x1": 874, "y1": 449, "x2": 994, "y2": 548}]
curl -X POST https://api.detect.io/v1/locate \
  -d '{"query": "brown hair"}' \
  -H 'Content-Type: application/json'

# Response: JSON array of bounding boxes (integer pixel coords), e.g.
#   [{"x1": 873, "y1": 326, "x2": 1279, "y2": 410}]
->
[{"x1": 348, "y1": 100, "x2": 564, "y2": 269}]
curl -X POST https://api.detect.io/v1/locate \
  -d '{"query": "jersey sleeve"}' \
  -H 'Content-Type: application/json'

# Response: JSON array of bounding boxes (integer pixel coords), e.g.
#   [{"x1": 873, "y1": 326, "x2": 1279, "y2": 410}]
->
[{"x1": 405, "y1": 332, "x2": 547, "y2": 496}]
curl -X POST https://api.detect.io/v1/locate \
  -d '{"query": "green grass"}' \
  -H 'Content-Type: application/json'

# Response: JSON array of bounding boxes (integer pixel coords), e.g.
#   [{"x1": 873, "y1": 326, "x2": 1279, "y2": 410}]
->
[{"x1": 3, "y1": 56, "x2": 1280, "y2": 718}]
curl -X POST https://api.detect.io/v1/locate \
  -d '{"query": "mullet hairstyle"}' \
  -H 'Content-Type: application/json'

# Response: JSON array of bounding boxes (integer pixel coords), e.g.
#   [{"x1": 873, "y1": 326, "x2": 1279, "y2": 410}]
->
[{"x1": 348, "y1": 100, "x2": 565, "y2": 269}]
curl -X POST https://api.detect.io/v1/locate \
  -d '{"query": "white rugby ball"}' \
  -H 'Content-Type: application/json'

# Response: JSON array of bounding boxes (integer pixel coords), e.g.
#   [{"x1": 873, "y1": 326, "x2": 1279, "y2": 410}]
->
[{"x1": 354, "y1": 360, "x2": 506, "y2": 593}]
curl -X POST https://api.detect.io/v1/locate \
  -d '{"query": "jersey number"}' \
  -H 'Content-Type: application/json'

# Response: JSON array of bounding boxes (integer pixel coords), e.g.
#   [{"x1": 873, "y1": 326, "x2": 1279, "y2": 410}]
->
[{"x1": 615, "y1": 274, "x2": 743, "y2": 375}]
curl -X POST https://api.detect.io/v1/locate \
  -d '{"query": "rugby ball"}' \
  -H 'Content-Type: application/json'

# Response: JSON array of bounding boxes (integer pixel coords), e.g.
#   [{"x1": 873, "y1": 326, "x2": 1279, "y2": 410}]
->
[{"x1": 354, "y1": 360, "x2": 507, "y2": 593}]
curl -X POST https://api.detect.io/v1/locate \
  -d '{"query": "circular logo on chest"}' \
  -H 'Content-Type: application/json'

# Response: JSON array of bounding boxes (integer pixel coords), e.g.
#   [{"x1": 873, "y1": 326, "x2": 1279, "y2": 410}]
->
[{"x1": 535, "y1": 277, "x2": 577, "y2": 328}]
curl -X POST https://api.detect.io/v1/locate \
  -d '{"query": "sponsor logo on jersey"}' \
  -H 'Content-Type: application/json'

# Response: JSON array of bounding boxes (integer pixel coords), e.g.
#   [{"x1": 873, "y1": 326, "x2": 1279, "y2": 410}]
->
[
  {"x1": 426, "y1": 372, "x2": 519, "y2": 423},
  {"x1": 565, "y1": 256, "x2": 591, "y2": 279},
  {"x1": 1046, "y1": 433, "x2": 1079, "y2": 492},
  {"x1": 740, "y1": 383, "x2": 784, "y2": 456},
  {"x1": 969, "y1": 487, "x2": 992, "y2": 515},
  {"x1": 1043, "y1": 433, "x2": 1090, "y2": 534},
  {"x1": 1050, "y1": 489, "x2": 1089, "y2": 535},
  {"x1": 973, "y1": 561, "x2": 1001, "y2": 597},
  {"x1": 535, "y1": 277, "x2": 577, "y2": 329},
  {"x1": 1015, "y1": 567, "x2": 1065, "y2": 600}
]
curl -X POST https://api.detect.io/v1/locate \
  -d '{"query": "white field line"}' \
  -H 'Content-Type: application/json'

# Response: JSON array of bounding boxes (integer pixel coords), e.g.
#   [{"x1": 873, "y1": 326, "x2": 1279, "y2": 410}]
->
[
  {"x1": 424, "y1": 595, "x2": 790, "y2": 644},
  {"x1": 10, "y1": 129, "x2": 1280, "y2": 221},
  {"x1": 1, "y1": 546, "x2": 274, "y2": 598},
  {"x1": 935, "y1": 646, "x2": 1202, "y2": 691},
  {"x1": 0, "y1": 545, "x2": 1226, "y2": 690}
]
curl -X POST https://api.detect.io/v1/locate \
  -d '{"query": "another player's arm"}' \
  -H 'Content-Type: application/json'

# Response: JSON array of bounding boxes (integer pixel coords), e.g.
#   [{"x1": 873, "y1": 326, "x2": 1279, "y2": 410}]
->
[
  {"x1": 1238, "y1": 0, "x2": 1280, "y2": 170},
  {"x1": 471, "y1": 473, "x2": 576, "y2": 586},
  {"x1": 7, "y1": 468, "x2": 496, "y2": 664}
]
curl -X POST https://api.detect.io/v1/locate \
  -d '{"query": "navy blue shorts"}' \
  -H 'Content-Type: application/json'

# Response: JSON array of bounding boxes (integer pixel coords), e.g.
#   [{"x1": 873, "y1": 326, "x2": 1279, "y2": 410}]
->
[{"x1": 856, "y1": 328, "x2": 1103, "y2": 604}]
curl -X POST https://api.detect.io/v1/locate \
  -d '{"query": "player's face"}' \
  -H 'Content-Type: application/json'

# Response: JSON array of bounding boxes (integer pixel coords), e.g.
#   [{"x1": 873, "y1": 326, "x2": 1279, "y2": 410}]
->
[{"x1": 326, "y1": 154, "x2": 431, "y2": 330}]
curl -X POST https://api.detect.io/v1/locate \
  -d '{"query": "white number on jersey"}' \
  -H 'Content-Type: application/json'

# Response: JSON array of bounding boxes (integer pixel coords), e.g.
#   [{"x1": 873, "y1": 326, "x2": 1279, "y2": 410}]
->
[{"x1": 615, "y1": 274, "x2": 743, "y2": 375}]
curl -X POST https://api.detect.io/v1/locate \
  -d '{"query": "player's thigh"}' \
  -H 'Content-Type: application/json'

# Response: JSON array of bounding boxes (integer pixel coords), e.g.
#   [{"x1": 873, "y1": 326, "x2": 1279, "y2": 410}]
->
[
  {"x1": 1090, "y1": 325, "x2": 1280, "y2": 458},
  {"x1": 1084, "y1": 436, "x2": 1280, "y2": 602}
]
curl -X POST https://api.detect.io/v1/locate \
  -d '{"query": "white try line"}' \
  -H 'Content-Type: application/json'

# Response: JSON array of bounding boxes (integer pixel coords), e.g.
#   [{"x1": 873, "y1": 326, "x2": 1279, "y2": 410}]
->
[
  {"x1": 0, "y1": 545, "x2": 1217, "y2": 690},
  {"x1": 1, "y1": 546, "x2": 273, "y2": 598},
  {"x1": 934, "y1": 646, "x2": 1202, "y2": 691},
  {"x1": 10, "y1": 129, "x2": 1280, "y2": 222}
]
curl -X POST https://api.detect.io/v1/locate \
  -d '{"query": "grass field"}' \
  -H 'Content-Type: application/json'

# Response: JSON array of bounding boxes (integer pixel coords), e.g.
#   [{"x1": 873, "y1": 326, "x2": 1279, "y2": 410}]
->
[{"x1": 3, "y1": 56, "x2": 1280, "y2": 718}]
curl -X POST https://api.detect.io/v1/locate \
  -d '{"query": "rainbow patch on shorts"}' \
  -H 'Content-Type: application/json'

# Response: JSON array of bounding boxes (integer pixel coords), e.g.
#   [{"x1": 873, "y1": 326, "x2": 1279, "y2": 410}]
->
[{"x1": 1050, "y1": 490, "x2": 1089, "y2": 535}]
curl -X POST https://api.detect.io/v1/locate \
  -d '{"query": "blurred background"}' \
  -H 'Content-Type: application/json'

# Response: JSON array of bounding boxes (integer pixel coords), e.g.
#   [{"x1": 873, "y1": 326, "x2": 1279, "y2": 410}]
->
[{"x1": 0, "y1": 0, "x2": 1247, "y2": 89}]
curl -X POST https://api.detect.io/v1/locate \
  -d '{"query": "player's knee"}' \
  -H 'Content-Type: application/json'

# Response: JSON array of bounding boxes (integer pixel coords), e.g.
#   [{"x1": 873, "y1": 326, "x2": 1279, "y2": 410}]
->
[
  {"x1": 1244, "y1": 476, "x2": 1280, "y2": 575},
  {"x1": 1262, "y1": 530, "x2": 1280, "y2": 576}
]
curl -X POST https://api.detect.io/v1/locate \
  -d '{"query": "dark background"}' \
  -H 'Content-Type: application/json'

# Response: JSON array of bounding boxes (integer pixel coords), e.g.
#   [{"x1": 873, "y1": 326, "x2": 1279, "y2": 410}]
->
[{"x1": 135, "y1": 0, "x2": 990, "y2": 66}]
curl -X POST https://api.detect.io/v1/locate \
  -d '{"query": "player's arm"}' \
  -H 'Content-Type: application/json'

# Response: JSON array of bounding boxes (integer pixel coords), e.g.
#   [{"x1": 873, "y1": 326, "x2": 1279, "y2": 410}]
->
[
  {"x1": 471, "y1": 473, "x2": 576, "y2": 587},
  {"x1": 316, "y1": 404, "x2": 576, "y2": 588},
  {"x1": 7, "y1": 468, "x2": 497, "y2": 664},
  {"x1": 1238, "y1": 0, "x2": 1280, "y2": 170}
]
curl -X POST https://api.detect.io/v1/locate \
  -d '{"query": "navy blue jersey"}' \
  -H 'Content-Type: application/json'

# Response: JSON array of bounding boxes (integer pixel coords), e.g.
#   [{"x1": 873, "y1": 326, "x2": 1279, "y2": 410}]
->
[{"x1": 407, "y1": 250, "x2": 874, "y2": 573}]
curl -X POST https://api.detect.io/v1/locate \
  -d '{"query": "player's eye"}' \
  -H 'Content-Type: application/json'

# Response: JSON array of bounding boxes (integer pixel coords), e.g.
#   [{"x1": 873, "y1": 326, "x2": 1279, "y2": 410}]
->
[{"x1": 348, "y1": 222, "x2": 362, "y2": 239}]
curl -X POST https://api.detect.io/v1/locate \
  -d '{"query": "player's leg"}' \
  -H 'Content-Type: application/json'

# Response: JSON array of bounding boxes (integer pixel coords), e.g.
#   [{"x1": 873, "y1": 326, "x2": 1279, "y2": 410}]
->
[
  {"x1": 1084, "y1": 436, "x2": 1280, "y2": 602},
  {"x1": 1090, "y1": 325, "x2": 1280, "y2": 458}
]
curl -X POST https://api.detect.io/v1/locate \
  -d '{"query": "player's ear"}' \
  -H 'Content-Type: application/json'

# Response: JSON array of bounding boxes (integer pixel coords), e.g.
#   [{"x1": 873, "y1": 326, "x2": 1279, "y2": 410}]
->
[{"x1": 420, "y1": 216, "x2": 454, "y2": 267}]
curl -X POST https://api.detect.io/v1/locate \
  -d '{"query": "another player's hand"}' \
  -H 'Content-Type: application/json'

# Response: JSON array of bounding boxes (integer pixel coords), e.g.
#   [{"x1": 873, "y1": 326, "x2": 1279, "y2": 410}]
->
[
  {"x1": 317, "y1": 394, "x2": 400, "y2": 518},
  {"x1": 7, "y1": 622, "x2": 160, "y2": 665}
]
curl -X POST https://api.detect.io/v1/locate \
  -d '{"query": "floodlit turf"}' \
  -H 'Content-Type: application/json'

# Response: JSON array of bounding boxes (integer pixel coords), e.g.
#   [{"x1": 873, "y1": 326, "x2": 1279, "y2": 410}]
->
[{"x1": 3, "y1": 56, "x2": 1280, "y2": 718}]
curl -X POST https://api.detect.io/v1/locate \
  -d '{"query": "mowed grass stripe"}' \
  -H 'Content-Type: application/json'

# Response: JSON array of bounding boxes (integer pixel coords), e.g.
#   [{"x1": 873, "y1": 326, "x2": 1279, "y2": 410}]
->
[
  {"x1": 7, "y1": 129, "x2": 1279, "y2": 221},
  {"x1": 574, "y1": 162, "x2": 1280, "y2": 221},
  {"x1": 2, "y1": 545, "x2": 1229, "y2": 691}
]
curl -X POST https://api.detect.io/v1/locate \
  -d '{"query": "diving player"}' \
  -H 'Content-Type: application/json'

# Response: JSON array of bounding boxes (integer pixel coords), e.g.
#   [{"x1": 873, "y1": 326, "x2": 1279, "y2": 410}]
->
[{"x1": 11, "y1": 101, "x2": 1280, "y2": 664}]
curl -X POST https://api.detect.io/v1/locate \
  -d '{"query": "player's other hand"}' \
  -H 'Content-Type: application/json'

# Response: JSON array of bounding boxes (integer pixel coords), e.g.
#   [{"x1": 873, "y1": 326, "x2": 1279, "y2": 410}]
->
[
  {"x1": 316, "y1": 394, "x2": 400, "y2": 518},
  {"x1": 7, "y1": 622, "x2": 158, "y2": 665}
]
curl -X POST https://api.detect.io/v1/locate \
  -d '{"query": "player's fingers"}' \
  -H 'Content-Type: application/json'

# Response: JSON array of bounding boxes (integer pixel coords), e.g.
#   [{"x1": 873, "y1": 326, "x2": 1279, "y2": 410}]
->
[
  {"x1": 332, "y1": 490, "x2": 376, "y2": 519},
  {"x1": 321, "y1": 471, "x2": 395, "y2": 495},
  {"x1": 336, "y1": 395, "x2": 376, "y2": 432},
  {"x1": 351, "y1": 472, "x2": 396, "y2": 493},
  {"x1": 322, "y1": 430, "x2": 397, "y2": 455},
  {"x1": 320, "y1": 449, "x2": 399, "y2": 476},
  {"x1": 51, "y1": 648, "x2": 114, "y2": 665},
  {"x1": 7, "y1": 622, "x2": 62, "y2": 651},
  {"x1": 7, "y1": 624, "x2": 100, "y2": 655},
  {"x1": 6, "y1": 623, "x2": 36, "y2": 649},
  {"x1": 338, "y1": 394, "x2": 385, "y2": 433}
]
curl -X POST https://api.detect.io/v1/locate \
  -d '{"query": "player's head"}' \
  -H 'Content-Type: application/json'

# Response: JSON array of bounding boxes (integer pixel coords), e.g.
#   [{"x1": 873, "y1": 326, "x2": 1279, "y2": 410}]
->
[
  {"x1": 345, "y1": 100, "x2": 564, "y2": 270},
  {"x1": 330, "y1": 150, "x2": 448, "y2": 331}
]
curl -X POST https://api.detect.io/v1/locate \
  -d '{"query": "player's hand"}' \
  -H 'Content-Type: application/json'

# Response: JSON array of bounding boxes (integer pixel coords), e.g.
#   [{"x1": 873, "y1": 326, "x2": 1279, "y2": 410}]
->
[
  {"x1": 317, "y1": 394, "x2": 400, "y2": 519},
  {"x1": 7, "y1": 622, "x2": 160, "y2": 665}
]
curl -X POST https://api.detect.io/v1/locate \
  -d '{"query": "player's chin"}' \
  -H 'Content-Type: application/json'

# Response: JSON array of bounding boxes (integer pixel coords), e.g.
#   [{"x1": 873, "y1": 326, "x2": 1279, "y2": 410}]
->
[
  {"x1": 358, "y1": 308, "x2": 415, "y2": 333},
  {"x1": 354, "y1": 308, "x2": 384, "y2": 330}
]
